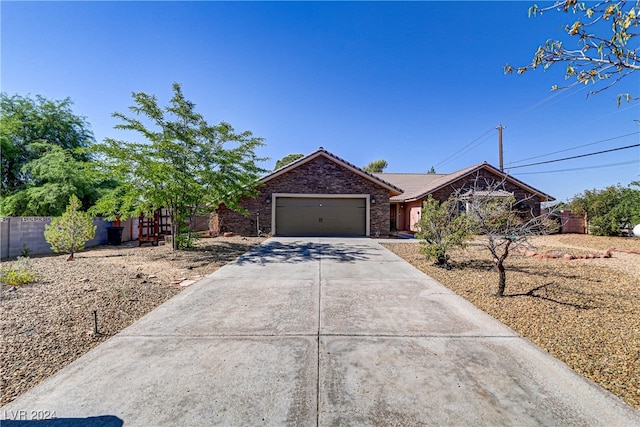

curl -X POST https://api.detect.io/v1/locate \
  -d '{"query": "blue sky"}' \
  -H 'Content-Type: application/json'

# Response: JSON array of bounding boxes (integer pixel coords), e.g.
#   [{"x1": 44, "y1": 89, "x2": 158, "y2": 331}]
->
[{"x1": 2, "y1": 1, "x2": 638, "y2": 202}]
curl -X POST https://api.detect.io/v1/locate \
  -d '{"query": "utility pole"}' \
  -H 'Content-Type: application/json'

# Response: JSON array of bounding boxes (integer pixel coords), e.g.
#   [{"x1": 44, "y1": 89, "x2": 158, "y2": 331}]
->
[{"x1": 496, "y1": 123, "x2": 505, "y2": 171}]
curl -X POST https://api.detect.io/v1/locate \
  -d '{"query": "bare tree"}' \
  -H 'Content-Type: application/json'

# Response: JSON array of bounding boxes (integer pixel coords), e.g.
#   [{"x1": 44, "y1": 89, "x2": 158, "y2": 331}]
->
[{"x1": 458, "y1": 177, "x2": 557, "y2": 297}]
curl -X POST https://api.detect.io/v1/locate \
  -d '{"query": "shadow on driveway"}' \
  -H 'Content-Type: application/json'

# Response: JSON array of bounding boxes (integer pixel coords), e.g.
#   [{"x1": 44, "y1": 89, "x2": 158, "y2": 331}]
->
[
  {"x1": 233, "y1": 240, "x2": 377, "y2": 265},
  {"x1": 2, "y1": 415, "x2": 123, "y2": 426}
]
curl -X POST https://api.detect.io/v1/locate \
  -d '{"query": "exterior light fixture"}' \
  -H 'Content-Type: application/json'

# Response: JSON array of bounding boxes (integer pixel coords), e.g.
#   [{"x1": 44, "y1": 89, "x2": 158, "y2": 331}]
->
[
  {"x1": 265, "y1": 194, "x2": 272, "y2": 204},
  {"x1": 370, "y1": 195, "x2": 376, "y2": 204}
]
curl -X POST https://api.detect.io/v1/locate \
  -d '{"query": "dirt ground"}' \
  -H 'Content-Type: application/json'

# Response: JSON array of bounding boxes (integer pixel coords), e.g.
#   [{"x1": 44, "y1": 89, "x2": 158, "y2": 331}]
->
[
  {"x1": 382, "y1": 234, "x2": 640, "y2": 410},
  {"x1": 0, "y1": 235, "x2": 265, "y2": 406},
  {"x1": 1, "y1": 234, "x2": 638, "y2": 411}
]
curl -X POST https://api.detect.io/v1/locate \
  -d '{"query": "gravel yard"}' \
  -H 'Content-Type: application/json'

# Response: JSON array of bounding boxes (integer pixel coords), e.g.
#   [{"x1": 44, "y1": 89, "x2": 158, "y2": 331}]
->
[
  {"x1": 0, "y1": 236, "x2": 264, "y2": 406},
  {"x1": 382, "y1": 234, "x2": 640, "y2": 410},
  {"x1": 2, "y1": 233, "x2": 638, "y2": 411}
]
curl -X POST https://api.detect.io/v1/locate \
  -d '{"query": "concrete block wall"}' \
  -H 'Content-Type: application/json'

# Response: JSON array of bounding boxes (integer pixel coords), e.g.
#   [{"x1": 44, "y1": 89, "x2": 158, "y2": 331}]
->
[
  {"x1": 118, "y1": 217, "x2": 140, "y2": 242},
  {"x1": 0, "y1": 217, "x2": 111, "y2": 259}
]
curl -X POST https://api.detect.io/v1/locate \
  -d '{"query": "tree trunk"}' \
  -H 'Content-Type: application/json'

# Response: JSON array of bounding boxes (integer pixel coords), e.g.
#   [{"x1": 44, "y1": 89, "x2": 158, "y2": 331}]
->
[
  {"x1": 495, "y1": 240, "x2": 511, "y2": 297},
  {"x1": 496, "y1": 261, "x2": 506, "y2": 297},
  {"x1": 171, "y1": 211, "x2": 179, "y2": 251}
]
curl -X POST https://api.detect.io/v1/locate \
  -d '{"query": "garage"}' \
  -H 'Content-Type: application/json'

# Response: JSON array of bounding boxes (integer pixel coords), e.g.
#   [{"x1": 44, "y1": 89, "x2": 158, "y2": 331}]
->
[
  {"x1": 274, "y1": 196, "x2": 367, "y2": 236},
  {"x1": 214, "y1": 148, "x2": 403, "y2": 237}
]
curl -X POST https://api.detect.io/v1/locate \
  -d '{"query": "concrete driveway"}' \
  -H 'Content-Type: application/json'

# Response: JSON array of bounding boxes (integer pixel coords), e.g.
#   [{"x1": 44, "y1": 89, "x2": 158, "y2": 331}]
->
[{"x1": 2, "y1": 237, "x2": 639, "y2": 426}]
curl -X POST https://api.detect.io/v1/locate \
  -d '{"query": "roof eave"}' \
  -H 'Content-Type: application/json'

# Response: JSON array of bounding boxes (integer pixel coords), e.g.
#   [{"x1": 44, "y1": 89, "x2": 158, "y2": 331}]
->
[
  {"x1": 403, "y1": 162, "x2": 555, "y2": 202},
  {"x1": 261, "y1": 148, "x2": 403, "y2": 196}
]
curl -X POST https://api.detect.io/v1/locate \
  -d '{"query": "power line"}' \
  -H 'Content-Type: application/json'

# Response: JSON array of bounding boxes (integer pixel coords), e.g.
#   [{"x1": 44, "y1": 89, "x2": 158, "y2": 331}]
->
[
  {"x1": 432, "y1": 81, "x2": 636, "y2": 172},
  {"x1": 512, "y1": 159, "x2": 639, "y2": 175},
  {"x1": 433, "y1": 128, "x2": 495, "y2": 169},
  {"x1": 508, "y1": 131, "x2": 640, "y2": 165},
  {"x1": 504, "y1": 84, "x2": 589, "y2": 123},
  {"x1": 506, "y1": 143, "x2": 640, "y2": 170}
]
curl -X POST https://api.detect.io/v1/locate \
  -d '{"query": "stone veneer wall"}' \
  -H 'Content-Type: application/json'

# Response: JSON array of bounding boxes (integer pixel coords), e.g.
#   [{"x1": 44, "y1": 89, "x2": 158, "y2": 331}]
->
[
  {"x1": 428, "y1": 169, "x2": 544, "y2": 217},
  {"x1": 215, "y1": 156, "x2": 390, "y2": 236}
]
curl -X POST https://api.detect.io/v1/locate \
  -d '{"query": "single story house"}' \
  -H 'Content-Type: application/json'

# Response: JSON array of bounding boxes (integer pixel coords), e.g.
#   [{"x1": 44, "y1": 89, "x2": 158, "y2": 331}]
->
[
  {"x1": 213, "y1": 148, "x2": 554, "y2": 237},
  {"x1": 374, "y1": 162, "x2": 555, "y2": 233}
]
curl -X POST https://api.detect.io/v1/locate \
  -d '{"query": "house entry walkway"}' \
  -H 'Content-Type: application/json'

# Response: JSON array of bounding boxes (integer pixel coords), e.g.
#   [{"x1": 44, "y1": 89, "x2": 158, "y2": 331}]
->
[{"x1": 2, "y1": 238, "x2": 639, "y2": 426}]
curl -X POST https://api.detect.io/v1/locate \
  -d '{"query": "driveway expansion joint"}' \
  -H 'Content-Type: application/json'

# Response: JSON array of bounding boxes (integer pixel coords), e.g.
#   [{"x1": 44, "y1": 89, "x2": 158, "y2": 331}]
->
[{"x1": 4, "y1": 237, "x2": 639, "y2": 426}]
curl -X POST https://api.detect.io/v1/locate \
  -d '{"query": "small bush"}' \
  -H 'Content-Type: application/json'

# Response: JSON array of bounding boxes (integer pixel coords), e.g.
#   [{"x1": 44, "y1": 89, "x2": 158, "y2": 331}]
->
[
  {"x1": 416, "y1": 196, "x2": 473, "y2": 267},
  {"x1": 44, "y1": 194, "x2": 96, "y2": 260},
  {"x1": 175, "y1": 224, "x2": 201, "y2": 250},
  {"x1": 20, "y1": 244, "x2": 31, "y2": 258},
  {"x1": 1, "y1": 257, "x2": 36, "y2": 286}
]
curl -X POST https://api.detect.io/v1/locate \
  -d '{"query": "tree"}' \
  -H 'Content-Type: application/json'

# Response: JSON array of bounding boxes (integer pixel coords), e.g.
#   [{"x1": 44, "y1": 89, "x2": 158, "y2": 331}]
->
[
  {"x1": 415, "y1": 195, "x2": 474, "y2": 268},
  {"x1": 1, "y1": 142, "x2": 105, "y2": 216},
  {"x1": 505, "y1": 0, "x2": 639, "y2": 103},
  {"x1": 363, "y1": 159, "x2": 388, "y2": 173},
  {"x1": 274, "y1": 153, "x2": 304, "y2": 170},
  {"x1": 92, "y1": 83, "x2": 266, "y2": 250},
  {"x1": 0, "y1": 93, "x2": 102, "y2": 216},
  {"x1": 1, "y1": 93, "x2": 94, "y2": 196},
  {"x1": 44, "y1": 194, "x2": 96, "y2": 261},
  {"x1": 461, "y1": 179, "x2": 555, "y2": 297},
  {"x1": 568, "y1": 182, "x2": 640, "y2": 235},
  {"x1": 427, "y1": 166, "x2": 437, "y2": 174}
]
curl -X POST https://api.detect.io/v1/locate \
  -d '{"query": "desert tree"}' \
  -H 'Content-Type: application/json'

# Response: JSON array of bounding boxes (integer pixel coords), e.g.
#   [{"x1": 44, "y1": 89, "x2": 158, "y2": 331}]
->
[
  {"x1": 460, "y1": 178, "x2": 557, "y2": 297},
  {"x1": 92, "y1": 83, "x2": 266, "y2": 250},
  {"x1": 0, "y1": 93, "x2": 110, "y2": 216},
  {"x1": 363, "y1": 159, "x2": 388, "y2": 173},
  {"x1": 44, "y1": 194, "x2": 96, "y2": 261},
  {"x1": 273, "y1": 153, "x2": 304, "y2": 170},
  {"x1": 1, "y1": 142, "x2": 109, "y2": 216},
  {"x1": 505, "y1": 0, "x2": 639, "y2": 104},
  {"x1": 415, "y1": 195, "x2": 474, "y2": 268}
]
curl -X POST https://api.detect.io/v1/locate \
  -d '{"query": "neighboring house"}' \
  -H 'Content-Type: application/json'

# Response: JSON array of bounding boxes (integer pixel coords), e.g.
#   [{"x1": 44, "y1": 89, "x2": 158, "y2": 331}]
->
[
  {"x1": 213, "y1": 149, "x2": 555, "y2": 237},
  {"x1": 374, "y1": 162, "x2": 555, "y2": 233}
]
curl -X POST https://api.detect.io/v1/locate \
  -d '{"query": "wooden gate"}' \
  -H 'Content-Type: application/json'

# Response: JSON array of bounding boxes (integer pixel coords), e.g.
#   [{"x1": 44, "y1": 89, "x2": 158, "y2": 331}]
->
[{"x1": 138, "y1": 209, "x2": 172, "y2": 246}]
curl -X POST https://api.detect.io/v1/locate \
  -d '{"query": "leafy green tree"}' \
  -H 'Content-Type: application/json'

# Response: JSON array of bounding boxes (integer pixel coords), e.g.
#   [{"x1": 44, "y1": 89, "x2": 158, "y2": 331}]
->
[
  {"x1": 363, "y1": 159, "x2": 388, "y2": 173},
  {"x1": 1, "y1": 142, "x2": 104, "y2": 216},
  {"x1": 44, "y1": 194, "x2": 96, "y2": 261},
  {"x1": 568, "y1": 182, "x2": 640, "y2": 235},
  {"x1": 92, "y1": 83, "x2": 266, "y2": 250},
  {"x1": 505, "y1": 0, "x2": 639, "y2": 103},
  {"x1": 1, "y1": 93, "x2": 94, "y2": 196},
  {"x1": 274, "y1": 153, "x2": 304, "y2": 170},
  {"x1": 0, "y1": 93, "x2": 105, "y2": 216},
  {"x1": 427, "y1": 166, "x2": 436, "y2": 174},
  {"x1": 415, "y1": 195, "x2": 473, "y2": 268}
]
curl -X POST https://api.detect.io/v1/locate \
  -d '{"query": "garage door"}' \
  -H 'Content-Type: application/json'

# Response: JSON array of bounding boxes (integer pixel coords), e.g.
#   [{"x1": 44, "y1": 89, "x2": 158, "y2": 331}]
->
[{"x1": 275, "y1": 197, "x2": 366, "y2": 236}]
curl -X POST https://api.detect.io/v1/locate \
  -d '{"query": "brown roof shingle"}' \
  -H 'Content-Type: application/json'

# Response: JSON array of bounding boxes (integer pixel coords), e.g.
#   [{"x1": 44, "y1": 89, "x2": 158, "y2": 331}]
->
[
  {"x1": 376, "y1": 162, "x2": 555, "y2": 202},
  {"x1": 372, "y1": 173, "x2": 444, "y2": 202}
]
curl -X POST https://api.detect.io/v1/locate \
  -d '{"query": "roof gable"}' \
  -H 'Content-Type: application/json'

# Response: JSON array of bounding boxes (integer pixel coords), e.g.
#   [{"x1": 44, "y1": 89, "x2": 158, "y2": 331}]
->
[
  {"x1": 261, "y1": 148, "x2": 403, "y2": 195},
  {"x1": 378, "y1": 162, "x2": 555, "y2": 202}
]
